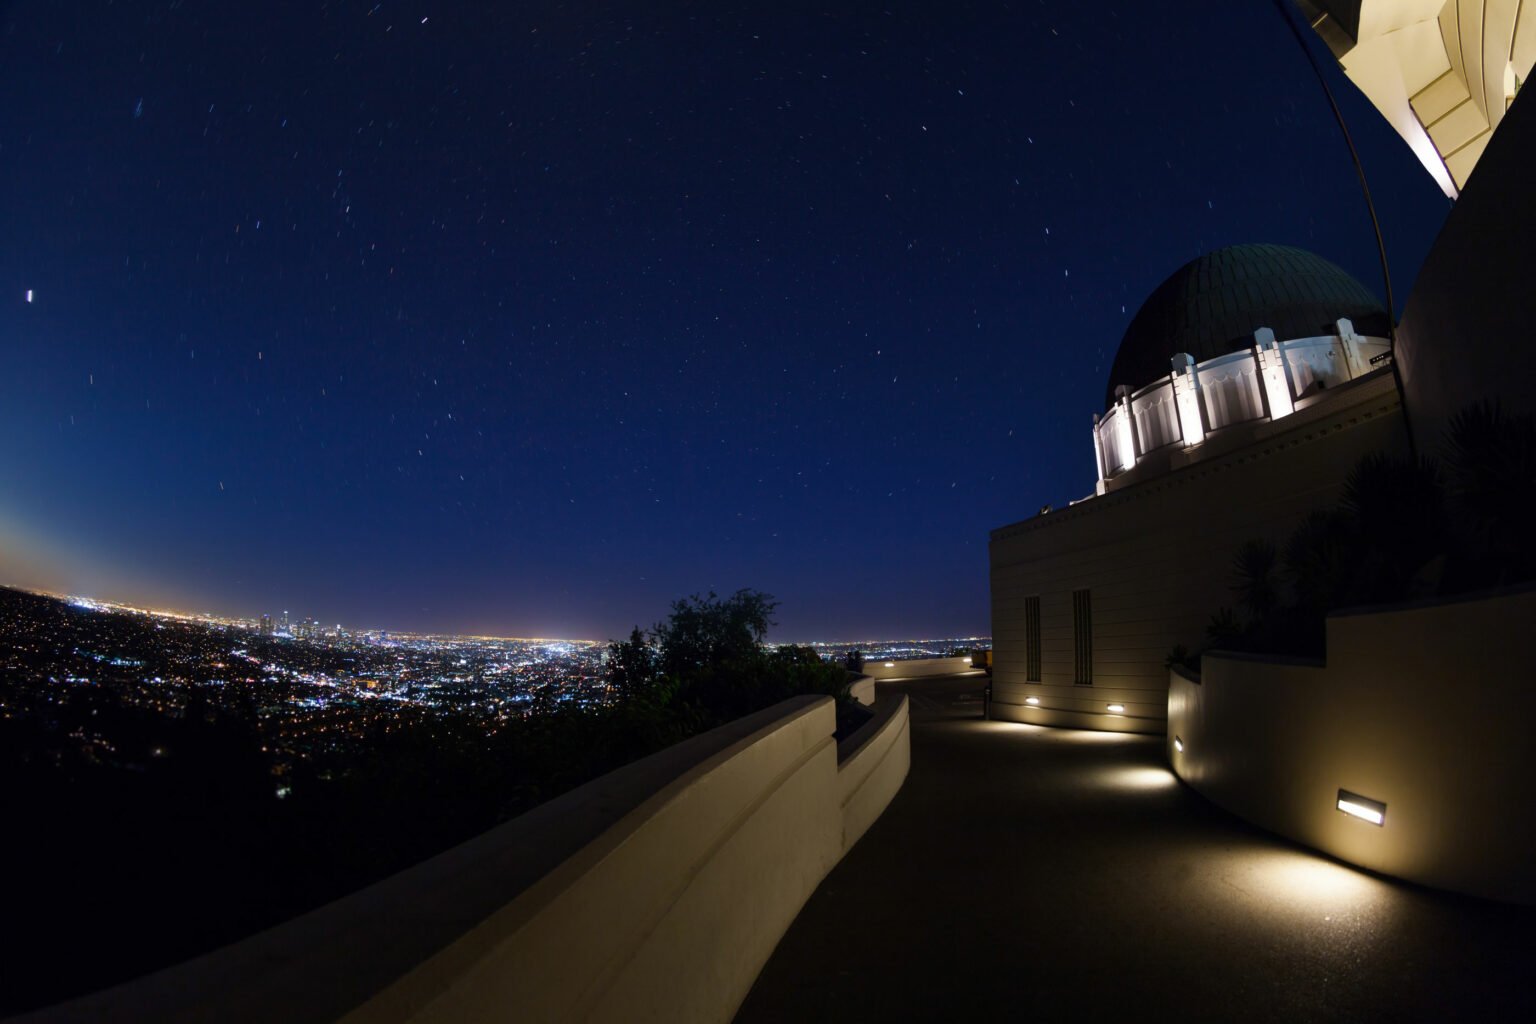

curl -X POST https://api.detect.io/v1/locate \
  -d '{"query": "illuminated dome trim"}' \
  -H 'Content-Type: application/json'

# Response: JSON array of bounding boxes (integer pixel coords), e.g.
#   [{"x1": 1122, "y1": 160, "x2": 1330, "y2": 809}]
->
[{"x1": 1105, "y1": 244, "x2": 1388, "y2": 409}]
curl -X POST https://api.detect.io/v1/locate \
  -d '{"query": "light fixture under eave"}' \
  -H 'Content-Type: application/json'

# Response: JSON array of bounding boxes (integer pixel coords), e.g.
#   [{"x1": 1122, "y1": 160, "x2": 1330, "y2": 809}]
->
[
  {"x1": 1336, "y1": 788, "x2": 1386, "y2": 826},
  {"x1": 1025, "y1": 696, "x2": 1041, "y2": 706},
  {"x1": 1173, "y1": 736, "x2": 1184, "y2": 752},
  {"x1": 1106, "y1": 703, "x2": 1125, "y2": 713}
]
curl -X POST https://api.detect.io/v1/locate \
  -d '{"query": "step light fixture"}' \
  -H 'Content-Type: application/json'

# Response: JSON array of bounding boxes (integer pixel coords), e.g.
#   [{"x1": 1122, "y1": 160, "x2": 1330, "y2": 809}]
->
[{"x1": 1336, "y1": 788, "x2": 1386, "y2": 826}]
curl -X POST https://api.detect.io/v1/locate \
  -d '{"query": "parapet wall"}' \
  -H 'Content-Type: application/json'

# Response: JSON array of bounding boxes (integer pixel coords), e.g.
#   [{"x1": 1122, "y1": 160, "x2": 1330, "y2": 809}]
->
[
  {"x1": 836, "y1": 693, "x2": 912, "y2": 853},
  {"x1": 1168, "y1": 586, "x2": 1536, "y2": 904},
  {"x1": 26, "y1": 693, "x2": 911, "y2": 1024},
  {"x1": 861, "y1": 655, "x2": 979, "y2": 680},
  {"x1": 849, "y1": 673, "x2": 876, "y2": 705}
]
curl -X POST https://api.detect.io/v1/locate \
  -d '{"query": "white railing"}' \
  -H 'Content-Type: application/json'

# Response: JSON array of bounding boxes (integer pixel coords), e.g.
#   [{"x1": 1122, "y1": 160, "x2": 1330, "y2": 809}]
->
[
  {"x1": 1097, "y1": 405, "x2": 1133, "y2": 476},
  {"x1": 1197, "y1": 349, "x2": 1266, "y2": 430},
  {"x1": 1281, "y1": 336, "x2": 1348, "y2": 397},
  {"x1": 1130, "y1": 378, "x2": 1180, "y2": 452},
  {"x1": 1092, "y1": 319, "x2": 1391, "y2": 487}
]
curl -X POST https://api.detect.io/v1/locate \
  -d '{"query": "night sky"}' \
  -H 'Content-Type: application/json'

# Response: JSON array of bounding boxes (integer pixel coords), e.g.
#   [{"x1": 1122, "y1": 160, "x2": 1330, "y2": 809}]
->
[{"x1": 1, "y1": 2, "x2": 1451, "y2": 640}]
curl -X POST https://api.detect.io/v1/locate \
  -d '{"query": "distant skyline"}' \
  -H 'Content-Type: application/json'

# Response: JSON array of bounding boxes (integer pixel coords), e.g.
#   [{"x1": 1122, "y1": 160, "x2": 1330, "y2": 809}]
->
[
  {"x1": 1, "y1": 2, "x2": 1451, "y2": 639},
  {"x1": 1, "y1": 582, "x2": 989, "y2": 648}
]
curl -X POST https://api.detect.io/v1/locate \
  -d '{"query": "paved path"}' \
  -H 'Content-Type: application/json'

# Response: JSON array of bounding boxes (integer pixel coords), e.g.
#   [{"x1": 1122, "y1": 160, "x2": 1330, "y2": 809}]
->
[{"x1": 736, "y1": 675, "x2": 1536, "y2": 1022}]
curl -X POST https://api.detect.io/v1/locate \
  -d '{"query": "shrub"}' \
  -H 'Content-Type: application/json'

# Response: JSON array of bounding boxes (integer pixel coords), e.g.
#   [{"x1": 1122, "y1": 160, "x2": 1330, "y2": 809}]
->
[{"x1": 1197, "y1": 401, "x2": 1536, "y2": 660}]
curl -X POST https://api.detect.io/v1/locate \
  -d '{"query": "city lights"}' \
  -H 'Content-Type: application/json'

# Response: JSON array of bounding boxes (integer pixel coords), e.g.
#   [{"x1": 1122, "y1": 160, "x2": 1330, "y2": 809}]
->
[
  {"x1": 4, "y1": 585, "x2": 991, "y2": 786},
  {"x1": 0, "y1": 585, "x2": 614, "y2": 781}
]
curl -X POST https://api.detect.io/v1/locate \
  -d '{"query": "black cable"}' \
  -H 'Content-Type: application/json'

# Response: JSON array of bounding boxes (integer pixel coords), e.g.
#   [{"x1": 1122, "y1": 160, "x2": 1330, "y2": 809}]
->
[{"x1": 1271, "y1": 0, "x2": 1418, "y2": 457}]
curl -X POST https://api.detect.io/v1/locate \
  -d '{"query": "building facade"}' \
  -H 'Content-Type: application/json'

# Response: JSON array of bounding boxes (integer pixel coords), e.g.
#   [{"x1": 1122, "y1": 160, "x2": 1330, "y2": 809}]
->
[
  {"x1": 989, "y1": 245, "x2": 1407, "y2": 733},
  {"x1": 1299, "y1": 0, "x2": 1534, "y2": 196}
]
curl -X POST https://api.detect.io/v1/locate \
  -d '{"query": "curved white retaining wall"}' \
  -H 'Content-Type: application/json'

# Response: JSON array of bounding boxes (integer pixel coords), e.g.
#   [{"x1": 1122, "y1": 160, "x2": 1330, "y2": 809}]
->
[
  {"x1": 27, "y1": 693, "x2": 911, "y2": 1024},
  {"x1": 861, "y1": 655, "x2": 979, "y2": 680},
  {"x1": 1168, "y1": 586, "x2": 1536, "y2": 904},
  {"x1": 849, "y1": 674, "x2": 876, "y2": 706},
  {"x1": 837, "y1": 694, "x2": 912, "y2": 853}
]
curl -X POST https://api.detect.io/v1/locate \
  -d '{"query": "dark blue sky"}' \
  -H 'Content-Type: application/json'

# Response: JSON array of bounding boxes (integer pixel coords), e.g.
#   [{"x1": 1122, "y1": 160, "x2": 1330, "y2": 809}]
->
[{"x1": 1, "y1": 1, "x2": 1450, "y2": 639}]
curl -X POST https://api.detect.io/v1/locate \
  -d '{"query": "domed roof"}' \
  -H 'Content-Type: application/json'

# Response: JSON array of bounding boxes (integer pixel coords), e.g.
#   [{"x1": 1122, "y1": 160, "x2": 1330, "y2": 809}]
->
[{"x1": 1105, "y1": 244, "x2": 1388, "y2": 408}]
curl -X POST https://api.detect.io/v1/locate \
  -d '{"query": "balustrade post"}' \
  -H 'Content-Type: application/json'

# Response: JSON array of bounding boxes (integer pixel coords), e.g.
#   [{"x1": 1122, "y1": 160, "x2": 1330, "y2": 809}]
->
[
  {"x1": 1170, "y1": 353, "x2": 1205, "y2": 447},
  {"x1": 1114, "y1": 384, "x2": 1140, "y2": 468},
  {"x1": 1334, "y1": 317, "x2": 1362, "y2": 380},
  {"x1": 1091, "y1": 412, "x2": 1108, "y2": 492},
  {"x1": 1253, "y1": 326, "x2": 1295, "y2": 420}
]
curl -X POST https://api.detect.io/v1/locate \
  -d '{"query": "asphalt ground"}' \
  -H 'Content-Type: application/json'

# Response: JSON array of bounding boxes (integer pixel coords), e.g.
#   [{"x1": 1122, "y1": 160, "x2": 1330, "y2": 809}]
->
[{"x1": 735, "y1": 674, "x2": 1536, "y2": 1023}]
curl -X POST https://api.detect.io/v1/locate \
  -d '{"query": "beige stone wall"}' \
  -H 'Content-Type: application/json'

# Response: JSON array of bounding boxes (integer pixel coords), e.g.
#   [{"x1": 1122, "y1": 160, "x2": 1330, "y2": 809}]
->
[
  {"x1": 378, "y1": 698, "x2": 844, "y2": 1024},
  {"x1": 836, "y1": 694, "x2": 912, "y2": 855},
  {"x1": 849, "y1": 674, "x2": 875, "y2": 705},
  {"x1": 861, "y1": 655, "x2": 979, "y2": 680},
  {"x1": 1169, "y1": 586, "x2": 1536, "y2": 904},
  {"x1": 989, "y1": 374, "x2": 1403, "y2": 734}
]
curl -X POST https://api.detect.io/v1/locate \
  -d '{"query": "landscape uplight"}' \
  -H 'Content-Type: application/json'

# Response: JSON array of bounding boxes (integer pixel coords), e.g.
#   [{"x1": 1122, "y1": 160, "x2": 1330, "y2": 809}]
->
[
  {"x1": 1106, "y1": 703, "x2": 1125, "y2": 713},
  {"x1": 1336, "y1": 788, "x2": 1386, "y2": 826}
]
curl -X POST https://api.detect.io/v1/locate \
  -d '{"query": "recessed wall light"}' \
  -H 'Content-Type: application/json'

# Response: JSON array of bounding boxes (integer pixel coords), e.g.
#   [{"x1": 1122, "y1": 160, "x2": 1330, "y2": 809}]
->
[
  {"x1": 1025, "y1": 696, "x2": 1041, "y2": 705},
  {"x1": 1173, "y1": 736, "x2": 1184, "y2": 752},
  {"x1": 1336, "y1": 788, "x2": 1386, "y2": 826},
  {"x1": 1107, "y1": 703, "x2": 1125, "y2": 713}
]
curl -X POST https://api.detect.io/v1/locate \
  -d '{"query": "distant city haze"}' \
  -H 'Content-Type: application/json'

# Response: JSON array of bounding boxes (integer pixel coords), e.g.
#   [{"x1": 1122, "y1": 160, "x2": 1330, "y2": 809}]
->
[
  {"x1": 0, "y1": 2, "x2": 1450, "y2": 638},
  {"x1": 24, "y1": 585, "x2": 988, "y2": 652}
]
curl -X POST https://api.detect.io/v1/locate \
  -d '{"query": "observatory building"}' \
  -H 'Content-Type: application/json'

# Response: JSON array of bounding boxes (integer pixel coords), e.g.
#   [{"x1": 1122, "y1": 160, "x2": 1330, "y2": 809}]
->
[{"x1": 988, "y1": 244, "x2": 1408, "y2": 733}]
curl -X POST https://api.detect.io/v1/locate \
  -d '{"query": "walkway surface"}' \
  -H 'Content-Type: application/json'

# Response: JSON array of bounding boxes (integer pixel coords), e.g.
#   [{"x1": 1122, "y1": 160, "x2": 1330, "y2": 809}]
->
[{"x1": 736, "y1": 675, "x2": 1536, "y2": 1022}]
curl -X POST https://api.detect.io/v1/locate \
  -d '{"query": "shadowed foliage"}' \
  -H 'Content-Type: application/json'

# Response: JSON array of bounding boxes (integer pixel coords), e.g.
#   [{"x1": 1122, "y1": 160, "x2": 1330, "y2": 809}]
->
[
  {"x1": 606, "y1": 589, "x2": 862, "y2": 732},
  {"x1": 1187, "y1": 402, "x2": 1535, "y2": 664},
  {"x1": 1443, "y1": 401, "x2": 1536, "y2": 585},
  {"x1": 1231, "y1": 539, "x2": 1281, "y2": 620}
]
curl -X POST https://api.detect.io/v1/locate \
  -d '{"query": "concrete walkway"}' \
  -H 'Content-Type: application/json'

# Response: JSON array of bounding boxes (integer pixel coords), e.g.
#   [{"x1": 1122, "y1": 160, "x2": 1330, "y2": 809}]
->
[{"x1": 736, "y1": 675, "x2": 1536, "y2": 1022}]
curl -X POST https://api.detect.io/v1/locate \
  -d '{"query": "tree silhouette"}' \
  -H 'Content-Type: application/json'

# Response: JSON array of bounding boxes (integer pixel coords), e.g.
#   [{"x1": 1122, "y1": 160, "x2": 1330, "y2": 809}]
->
[
  {"x1": 607, "y1": 626, "x2": 658, "y2": 699},
  {"x1": 655, "y1": 589, "x2": 777, "y2": 679}
]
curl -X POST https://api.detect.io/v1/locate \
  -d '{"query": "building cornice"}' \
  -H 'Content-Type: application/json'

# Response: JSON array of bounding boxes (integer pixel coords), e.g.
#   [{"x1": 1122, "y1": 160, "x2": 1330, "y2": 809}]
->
[{"x1": 990, "y1": 373, "x2": 1400, "y2": 544}]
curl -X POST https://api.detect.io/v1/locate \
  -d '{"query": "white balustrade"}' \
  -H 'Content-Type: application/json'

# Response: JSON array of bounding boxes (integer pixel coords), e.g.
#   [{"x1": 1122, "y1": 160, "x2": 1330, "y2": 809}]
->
[
  {"x1": 1095, "y1": 324, "x2": 1391, "y2": 481},
  {"x1": 1097, "y1": 406, "x2": 1132, "y2": 475},
  {"x1": 1197, "y1": 350, "x2": 1266, "y2": 430},
  {"x1": 1130, "y1": 378, "x2": 1180, "y2": 452}
]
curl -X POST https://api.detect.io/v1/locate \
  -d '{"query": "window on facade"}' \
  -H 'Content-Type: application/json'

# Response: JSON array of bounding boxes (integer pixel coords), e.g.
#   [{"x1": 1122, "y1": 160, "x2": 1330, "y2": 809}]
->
[
  {"x1": 1025, "y1": 595, "x2": 1041, "y2": 682},
  {"x1": 1072, "y1": 589, "x2": 1093, "y2": 685}
]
